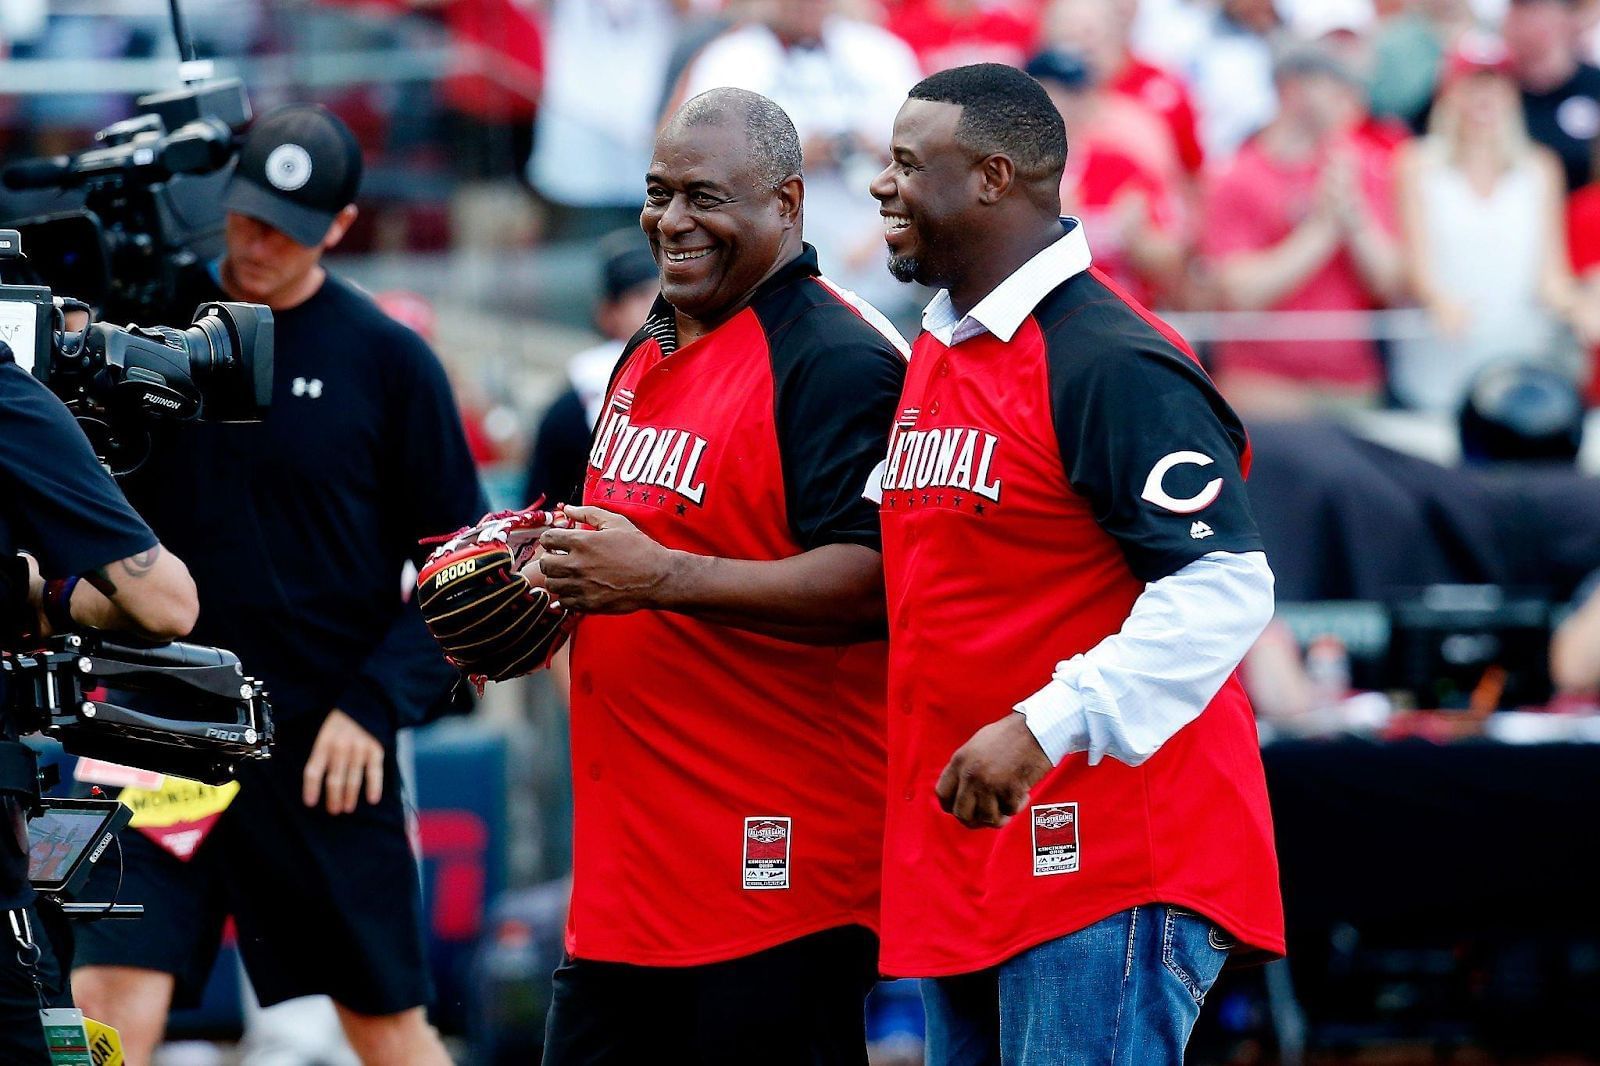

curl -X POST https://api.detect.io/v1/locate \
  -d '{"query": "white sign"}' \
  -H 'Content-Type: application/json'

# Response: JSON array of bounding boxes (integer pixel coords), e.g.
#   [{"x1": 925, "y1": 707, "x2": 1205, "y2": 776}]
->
[{"x1": 0, "y1": 299, "x2": 38, "y2": 372}]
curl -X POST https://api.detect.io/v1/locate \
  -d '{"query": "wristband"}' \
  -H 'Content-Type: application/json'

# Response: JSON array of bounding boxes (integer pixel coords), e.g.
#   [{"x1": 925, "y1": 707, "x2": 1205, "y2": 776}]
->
[{"x1": 42, "y1": 575, "x2": 80, "y2": 634}]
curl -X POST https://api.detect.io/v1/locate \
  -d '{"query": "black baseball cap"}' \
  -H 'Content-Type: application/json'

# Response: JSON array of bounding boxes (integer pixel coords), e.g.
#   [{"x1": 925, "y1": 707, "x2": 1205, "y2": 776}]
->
[
  {"x1": 598, "y1": 229, "x2": 658, "y2": 302},
  {"x1": 222, "y1": 104, "x2": 363, "y2": 247}
]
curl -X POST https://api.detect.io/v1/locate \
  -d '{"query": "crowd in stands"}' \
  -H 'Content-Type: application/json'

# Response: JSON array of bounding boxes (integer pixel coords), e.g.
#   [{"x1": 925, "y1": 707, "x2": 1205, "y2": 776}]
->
[
  {"x1": 526, "y1": 0, "x2": 1600, "y2": 421},
  {"x1": 11, "y1": 0, "x2": 1600, "y2": 419}
]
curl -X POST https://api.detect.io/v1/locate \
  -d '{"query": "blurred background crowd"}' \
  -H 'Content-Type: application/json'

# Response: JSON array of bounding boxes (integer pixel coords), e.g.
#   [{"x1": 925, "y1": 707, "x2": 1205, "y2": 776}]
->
[
  {"x1": 17, "y1": 0, "x2": 1600, "y2": 421},
  {"x1": 9, "y1": 0, "x2": 1600, "y2": 1063},
  {"x1": 14, "y1": 0, "x2": 1600, "y2": 445}
]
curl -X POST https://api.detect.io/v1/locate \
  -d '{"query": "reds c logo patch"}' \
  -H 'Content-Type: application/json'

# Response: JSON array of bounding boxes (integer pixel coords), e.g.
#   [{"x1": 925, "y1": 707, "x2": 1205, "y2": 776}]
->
[{"x1": 1141, "y1": 450, "x2": 1223, "y2": 514}]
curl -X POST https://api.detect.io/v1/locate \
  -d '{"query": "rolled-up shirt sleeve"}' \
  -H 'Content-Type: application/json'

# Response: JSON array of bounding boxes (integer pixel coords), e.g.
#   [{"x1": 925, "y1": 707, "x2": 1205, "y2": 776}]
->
[{"x1": 1014, "y1": 549, "x2": 1275, "y2": 767}]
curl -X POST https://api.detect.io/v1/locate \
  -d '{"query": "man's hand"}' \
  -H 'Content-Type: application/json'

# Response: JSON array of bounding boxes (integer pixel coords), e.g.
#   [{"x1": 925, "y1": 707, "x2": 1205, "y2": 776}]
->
[
  {"x1": 302, "y1": 710, "x2": 384, "y2": 815},
  {"x1": 537, "y1": 505, "x2": 680, "y2": 614},
  {"x1": 935, "y1": 712, "x2": 1053, "y2": 830},
  {"x1": 1316, "y1": 148, "x2": 1364, "y2": 230}
]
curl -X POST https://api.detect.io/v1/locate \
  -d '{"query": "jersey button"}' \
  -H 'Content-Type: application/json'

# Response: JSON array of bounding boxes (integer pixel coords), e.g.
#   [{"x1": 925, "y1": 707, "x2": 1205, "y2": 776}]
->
[
  {"x1": 929, "y1": 401, "x2": 941, "y2": 415},
  {"x1": 588, "y1": 762, "x2": 603, "y2": 781},
  {"x1": 938, "y1": 360, "x2": 950, "y2": 377},
  {"x1": 902, "y1": 788, "x2": 915, "y2": 802}
]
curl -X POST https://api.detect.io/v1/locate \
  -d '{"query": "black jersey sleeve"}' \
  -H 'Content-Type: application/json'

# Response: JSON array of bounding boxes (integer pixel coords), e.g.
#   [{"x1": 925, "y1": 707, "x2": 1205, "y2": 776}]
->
[
  {"x1": 0, "y1": 360, "x2": 157, "y2": 577},
  {"x1": 769, "y1": 306, "x2": 907, "y2": 552},
  {"x1": 1046, "y1": 298, "x2": 1263, "y2": 582}
]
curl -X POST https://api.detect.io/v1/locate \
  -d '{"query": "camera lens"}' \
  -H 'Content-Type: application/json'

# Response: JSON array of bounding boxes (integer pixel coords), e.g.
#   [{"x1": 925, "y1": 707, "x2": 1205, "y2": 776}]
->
[
  {"x1": 180, "y1": 302, "x2": 274, "y2": 422},
  {"x1": 183, "y1": 310, "x2": 235, "y2": 379}
]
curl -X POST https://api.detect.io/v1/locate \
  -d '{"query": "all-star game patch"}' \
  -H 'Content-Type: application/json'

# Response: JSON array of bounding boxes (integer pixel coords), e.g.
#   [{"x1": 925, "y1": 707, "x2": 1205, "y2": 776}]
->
[
  {"x1": 743, "y1": 816, "x2": 791, "y2": 890},
  {"x1": 1031, "y1": 802, "x2": 1079, "y2": 876}
]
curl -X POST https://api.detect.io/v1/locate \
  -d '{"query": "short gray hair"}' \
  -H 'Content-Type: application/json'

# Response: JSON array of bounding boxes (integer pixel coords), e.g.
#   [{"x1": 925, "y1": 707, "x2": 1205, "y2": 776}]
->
[{"x1": 669, "y1": 87, "x2": 803, "y2": 188}]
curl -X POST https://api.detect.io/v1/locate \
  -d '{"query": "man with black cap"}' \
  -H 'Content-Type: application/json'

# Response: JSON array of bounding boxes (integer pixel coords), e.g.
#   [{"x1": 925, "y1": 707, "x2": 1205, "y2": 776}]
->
[{"x1": 71, "y1": 104, "x2": 485, "y2": 1066}]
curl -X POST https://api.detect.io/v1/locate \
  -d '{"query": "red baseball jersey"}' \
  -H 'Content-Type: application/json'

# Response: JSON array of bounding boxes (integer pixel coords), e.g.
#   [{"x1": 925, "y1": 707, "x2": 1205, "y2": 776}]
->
[
  {"x1": 878, "y1": 259, "x2": 1285, "y2": 977},
  {"x1": 567, "y1": 247, "x2": 906, "y2": 967}
]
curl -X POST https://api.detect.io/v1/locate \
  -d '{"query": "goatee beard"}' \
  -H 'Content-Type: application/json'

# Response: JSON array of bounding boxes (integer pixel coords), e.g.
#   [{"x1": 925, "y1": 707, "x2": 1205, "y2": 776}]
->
[{"x1": 887, "y1": 253, "x2": 921, "y2": 284}]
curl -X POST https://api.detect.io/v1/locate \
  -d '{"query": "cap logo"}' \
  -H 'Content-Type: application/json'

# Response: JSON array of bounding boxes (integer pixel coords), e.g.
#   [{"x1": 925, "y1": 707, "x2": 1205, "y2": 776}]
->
[{"x1": 265, "y1": 143, "x2": 313, "y2": 191}]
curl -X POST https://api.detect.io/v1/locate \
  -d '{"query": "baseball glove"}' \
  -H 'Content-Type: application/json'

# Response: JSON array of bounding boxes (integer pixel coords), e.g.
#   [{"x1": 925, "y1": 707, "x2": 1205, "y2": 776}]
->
[{"x1": 417, "y1": 503, "x2": 576, "y2": 690}]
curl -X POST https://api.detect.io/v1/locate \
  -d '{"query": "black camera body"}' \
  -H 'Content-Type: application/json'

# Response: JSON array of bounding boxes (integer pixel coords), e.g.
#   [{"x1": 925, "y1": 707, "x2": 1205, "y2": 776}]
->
[
  {"x1": 0, "y1": 229, "x2": 273, "y2": 474},
  {"x1": 0, "y1": 13, "x2": 279, "y2": 915},
  {"x1": 2, "y1": 79, "x2": 249, "y2": 324},
  {"x1": 0, "y1": 78, "x2": 272, "y2": 468},
  {"x1": 0, "y1": 215, "x2": 276, "y2": 902}
]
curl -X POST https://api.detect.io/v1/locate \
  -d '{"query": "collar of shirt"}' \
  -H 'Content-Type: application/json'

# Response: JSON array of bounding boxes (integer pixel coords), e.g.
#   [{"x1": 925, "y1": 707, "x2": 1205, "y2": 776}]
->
[
  {"x1": 642, "y1": 244, "x2": 823, "y2": 356},
  {"x1": 921, "y1": 218, "x2": 1093, "y2": 347}
]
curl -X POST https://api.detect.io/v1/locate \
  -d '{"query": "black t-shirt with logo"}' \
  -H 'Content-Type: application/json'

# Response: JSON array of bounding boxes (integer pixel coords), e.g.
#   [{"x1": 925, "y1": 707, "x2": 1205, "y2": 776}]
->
[
  {"x1": 120, "y1": 265, "x2": 486, "y2": 747},
  {"x1": 0, "y1": 353, "x2": 156, "y2": 908},
  {"x1": 1522, "y1": 63, "x2": 1600, "y2": 191}
]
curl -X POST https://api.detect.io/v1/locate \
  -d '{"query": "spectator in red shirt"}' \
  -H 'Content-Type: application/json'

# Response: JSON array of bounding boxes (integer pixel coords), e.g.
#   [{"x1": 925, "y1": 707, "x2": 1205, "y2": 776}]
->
[
  {"x1": 885, "y1": 0, "x2": 1040, "y2": 73},
  {"x1": 1028, "y1": 48, "x2": 1185, "y2": 307},
  {"x1": 1039, "y1": 0, "x2": 1182, "y2": 182},
  {"x1": 1202, "y1": 44, "x2": 1405, "y2": 417},
  {"x1": 1044, "y1": 0, "x2": 1205, "y2": 175},
  {"x1": 1564, "y1": 140, "x2": 1600, "y2": 400},
  {"x1": 1288, "y1": 0, "x2": 1415, "y2": 159}
]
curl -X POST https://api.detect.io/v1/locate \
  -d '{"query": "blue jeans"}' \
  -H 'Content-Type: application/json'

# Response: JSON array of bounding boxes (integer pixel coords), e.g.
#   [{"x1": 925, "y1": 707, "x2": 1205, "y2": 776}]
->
[{"x1": 922, "y1": 905, "x2": 1231, "y2": 1066}]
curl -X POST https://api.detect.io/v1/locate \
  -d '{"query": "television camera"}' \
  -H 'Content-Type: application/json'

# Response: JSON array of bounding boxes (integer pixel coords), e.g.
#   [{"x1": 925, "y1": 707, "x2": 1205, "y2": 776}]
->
[
  {"x1": 0, "y1": 228, "x2": 273, "y2": 475},
  {"x1": 0, "y1": 225, "x2": 275, "y2": 903},
  {"x1": 2, "y1": 76, "x2": 249, "y2": 325}
]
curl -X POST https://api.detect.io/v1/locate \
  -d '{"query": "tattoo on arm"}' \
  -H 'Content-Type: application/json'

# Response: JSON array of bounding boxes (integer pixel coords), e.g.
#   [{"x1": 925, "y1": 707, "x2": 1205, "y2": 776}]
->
[
  {"x1": 120, "y1": 546, "x2": 161, "y2": 579},
  {"x1": 83, "y1": 546, "x2": 161, "y2": 597}
]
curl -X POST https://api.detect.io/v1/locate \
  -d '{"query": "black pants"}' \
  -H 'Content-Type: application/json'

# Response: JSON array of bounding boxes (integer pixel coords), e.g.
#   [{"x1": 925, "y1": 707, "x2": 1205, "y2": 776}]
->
[
  {"x1": 543, "y1": 924, "x2": 878, "y2": 1066},
  {"x1": 75, "y1": 721, "x2": 430, "y2": 1014},
  {"x1": 0, "y1": 902, "x2": 71, "y2": 1066}
]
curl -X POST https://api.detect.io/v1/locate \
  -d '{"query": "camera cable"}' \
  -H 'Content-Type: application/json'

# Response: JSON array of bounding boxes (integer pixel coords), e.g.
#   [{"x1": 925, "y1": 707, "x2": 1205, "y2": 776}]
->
[{"x1": 94, "y1": 829, "x2": 125, "y2": 920}]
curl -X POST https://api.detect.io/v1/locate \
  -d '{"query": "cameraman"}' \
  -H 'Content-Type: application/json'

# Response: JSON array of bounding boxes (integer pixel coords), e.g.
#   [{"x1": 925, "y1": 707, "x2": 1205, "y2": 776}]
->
[
  {"x1": 2, "y1": 339, "x2": 199, "y2": 1065},
  {"x1": 71, "y1": 105, "x2": 483, "y2": 1066}
]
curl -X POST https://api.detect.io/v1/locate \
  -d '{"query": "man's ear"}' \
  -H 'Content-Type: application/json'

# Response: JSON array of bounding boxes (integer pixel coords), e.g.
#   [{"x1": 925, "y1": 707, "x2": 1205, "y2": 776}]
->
[
  {"x1": 322, "y1": 204, "x2": 360, "y2": 251},
  {"x1": 776, "y1": 174, "x2": 805, "y2": 228},
  {"x1": 975, "y1": 153, "x2": 1017, "y2": 206}
]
